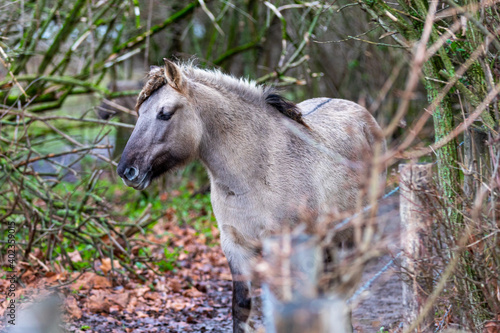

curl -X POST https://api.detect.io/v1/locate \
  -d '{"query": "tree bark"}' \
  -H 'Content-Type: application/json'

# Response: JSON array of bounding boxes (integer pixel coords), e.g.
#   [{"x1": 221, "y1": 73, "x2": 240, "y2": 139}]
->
[{"x1": 399, "y1": 163, "x2": 435, "y2": 332}]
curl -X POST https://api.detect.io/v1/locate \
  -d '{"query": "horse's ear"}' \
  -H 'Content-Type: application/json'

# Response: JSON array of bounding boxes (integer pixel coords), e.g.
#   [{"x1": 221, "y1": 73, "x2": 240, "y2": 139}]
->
[{"x1": 163, "y1": 58, "x2": 185, "y2": 92}]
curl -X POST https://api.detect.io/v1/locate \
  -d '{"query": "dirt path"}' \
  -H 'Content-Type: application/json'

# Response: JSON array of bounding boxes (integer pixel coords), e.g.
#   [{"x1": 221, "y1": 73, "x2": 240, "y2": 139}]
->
[
  {"x1": 352, "y1": 196, "x2": 403, "y2": 332},
  {"x1": 352, "y1": 255, "x2": 403, "y2": 332}
]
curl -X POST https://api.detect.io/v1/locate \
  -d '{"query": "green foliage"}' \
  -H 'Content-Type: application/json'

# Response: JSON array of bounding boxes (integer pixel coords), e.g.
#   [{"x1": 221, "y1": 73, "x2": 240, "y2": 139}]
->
[
  {"x1": 347, "y1": 59, "x2": 360, "y2": 70},
  {"x1": 171, "y1": 188, "x2": 213, "y2": 223},
  {"x1": 156, "y1": 247, "x2": 182, "y2": 272},
  {"x1": 364, "y1": 0, "x2": 376, "y2": 7},
  {"x1": 0, "y1": 153, "x2": 214, "y2": 274}
]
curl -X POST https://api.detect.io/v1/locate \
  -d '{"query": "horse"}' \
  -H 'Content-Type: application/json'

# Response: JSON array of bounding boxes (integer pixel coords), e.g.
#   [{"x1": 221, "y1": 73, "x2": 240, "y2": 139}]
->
[{"x1": 117, "y1": 59, "x2": 386, "y2": 332}]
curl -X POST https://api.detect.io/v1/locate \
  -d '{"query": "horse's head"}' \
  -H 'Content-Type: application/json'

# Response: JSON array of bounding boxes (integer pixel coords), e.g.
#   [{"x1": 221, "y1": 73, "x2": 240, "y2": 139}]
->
[{"x1": 117, "y1": 60, "x2": 202, "y2": 190}]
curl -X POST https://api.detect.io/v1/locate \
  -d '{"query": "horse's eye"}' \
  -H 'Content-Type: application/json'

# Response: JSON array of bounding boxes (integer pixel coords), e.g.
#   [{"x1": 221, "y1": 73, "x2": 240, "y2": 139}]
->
[{"x1": 157, "y1": 109, "x2": 173, "y2": 121}]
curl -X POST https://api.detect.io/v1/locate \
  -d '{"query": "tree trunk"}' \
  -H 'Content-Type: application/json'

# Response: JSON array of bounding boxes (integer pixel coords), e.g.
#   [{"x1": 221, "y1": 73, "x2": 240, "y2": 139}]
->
[{"x1": 399, "y1": 163, "x2": 435, "y2": 332}]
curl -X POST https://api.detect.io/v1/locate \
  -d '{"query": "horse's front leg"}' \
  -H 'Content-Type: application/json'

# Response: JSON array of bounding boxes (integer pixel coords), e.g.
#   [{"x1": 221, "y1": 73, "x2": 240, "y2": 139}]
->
[
  {"x1": 230, "y1": 264, "x2": 252, "y2": 333},
  {"x1": 220, "y1": 228, "x2": 254, "y2": 333}
]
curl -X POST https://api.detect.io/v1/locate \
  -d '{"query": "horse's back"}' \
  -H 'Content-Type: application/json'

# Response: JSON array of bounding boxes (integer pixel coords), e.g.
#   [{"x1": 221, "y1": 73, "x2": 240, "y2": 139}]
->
[
  {"x1": 297, "y1": 98, "x2": 385, "y2": 213},
  {"x1": 299, "y1": 98, "x2": 383, "y2": 158}
]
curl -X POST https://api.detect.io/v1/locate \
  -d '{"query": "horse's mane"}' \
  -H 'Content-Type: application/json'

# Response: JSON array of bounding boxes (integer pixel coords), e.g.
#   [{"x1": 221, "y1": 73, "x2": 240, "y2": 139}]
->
[
  {"x1": 135, "y1": 62, "x2": 308, "y2": 128},
  {"x1": 135, "y1": 66, "x2": 167, "y2": 112}
]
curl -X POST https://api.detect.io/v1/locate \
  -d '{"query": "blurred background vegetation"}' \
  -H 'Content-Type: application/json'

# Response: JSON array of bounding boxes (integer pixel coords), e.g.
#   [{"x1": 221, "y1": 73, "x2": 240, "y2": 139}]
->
[{"x1": 0, "y1": 0, "x2": 499, "y2": 331}]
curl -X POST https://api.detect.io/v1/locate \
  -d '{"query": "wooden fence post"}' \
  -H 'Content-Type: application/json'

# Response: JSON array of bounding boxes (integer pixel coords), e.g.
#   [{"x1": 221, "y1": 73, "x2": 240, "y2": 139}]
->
[
  {"x1": 399, "y1": 163, "x2": 434, "y2": 332},
  {"x1": 261, "y1": 234, "x2": 350, "y2": 333}
]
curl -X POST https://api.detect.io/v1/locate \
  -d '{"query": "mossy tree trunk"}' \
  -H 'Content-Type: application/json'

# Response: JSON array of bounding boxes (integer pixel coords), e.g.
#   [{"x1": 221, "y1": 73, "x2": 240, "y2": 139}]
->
[
  {"x1": 361, "y1": 0, "x2": 497, "y2": 329},
  {"x1": 361, "y1": 0, "x2": 462, "y2": 219}
]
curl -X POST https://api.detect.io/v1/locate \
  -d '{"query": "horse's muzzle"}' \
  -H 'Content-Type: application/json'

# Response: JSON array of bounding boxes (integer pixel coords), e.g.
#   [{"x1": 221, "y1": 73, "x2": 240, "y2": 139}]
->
[
  {"x1": 123, "y1": 167, "x2": 138, "y2": 181},
  {"x1": 117, "y1": 165, "x2": 152, "y2": 191}
]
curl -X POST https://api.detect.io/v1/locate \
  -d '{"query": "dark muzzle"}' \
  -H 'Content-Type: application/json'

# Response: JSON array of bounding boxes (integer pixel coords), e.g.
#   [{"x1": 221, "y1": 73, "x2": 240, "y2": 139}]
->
[{"x1": 123, "y1": 166, "x2": 138, "y2": 181}]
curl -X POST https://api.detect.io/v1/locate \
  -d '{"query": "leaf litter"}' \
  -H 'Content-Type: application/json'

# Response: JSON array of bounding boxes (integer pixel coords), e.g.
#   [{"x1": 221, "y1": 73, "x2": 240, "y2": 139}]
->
[{"x1": 0, "y1": 192, "x2": 233, "y2": 333}]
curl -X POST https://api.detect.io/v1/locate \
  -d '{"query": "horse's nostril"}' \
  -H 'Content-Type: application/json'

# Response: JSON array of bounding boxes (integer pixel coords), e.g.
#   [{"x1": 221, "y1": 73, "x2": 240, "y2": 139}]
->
[{"x1": 124, "y1": 167, "x2": 138, "y2": 181}]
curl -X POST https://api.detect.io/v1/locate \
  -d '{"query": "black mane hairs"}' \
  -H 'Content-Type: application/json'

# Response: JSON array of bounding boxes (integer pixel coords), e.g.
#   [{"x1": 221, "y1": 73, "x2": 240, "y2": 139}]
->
[{"x1": 265, "y1": 92, "x2": 310, "y2": 129}]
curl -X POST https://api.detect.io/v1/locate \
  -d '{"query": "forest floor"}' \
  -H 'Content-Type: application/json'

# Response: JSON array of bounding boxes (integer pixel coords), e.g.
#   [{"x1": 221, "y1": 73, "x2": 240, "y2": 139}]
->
[{"x1": 0, "y1": 192, "x2": 406, "y2": 333}]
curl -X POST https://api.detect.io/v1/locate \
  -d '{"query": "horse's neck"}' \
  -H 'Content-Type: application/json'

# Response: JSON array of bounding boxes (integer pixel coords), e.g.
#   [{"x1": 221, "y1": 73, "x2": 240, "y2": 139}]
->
[{"x1": 197, "y1": 92, "x2": 280, "y2": 193}]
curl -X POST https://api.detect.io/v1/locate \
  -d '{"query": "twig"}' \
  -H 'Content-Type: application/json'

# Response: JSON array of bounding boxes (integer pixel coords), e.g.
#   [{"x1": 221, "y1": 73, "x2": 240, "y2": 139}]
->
[
  {"x1": 199, "y1": 0, "x2": 224, "y2": 36},
  {"x1": 111, "y1": 2, "x2": 198, "y2": 56},
  {"x1": 14, "y1": 145, "x2": 112, "y2": 167},
  {"x1": 0, "y1": 74, "x2": 111, "y2": 96},
  {"x1": 0, "y1": 45, "x2": 27, "y2": 97},
  {"x1": 383, "y1": 0, "x2": 438, "y2": 138},
  {"x1": 48, "y1": 270, "x2": 89, "y2": 289}
]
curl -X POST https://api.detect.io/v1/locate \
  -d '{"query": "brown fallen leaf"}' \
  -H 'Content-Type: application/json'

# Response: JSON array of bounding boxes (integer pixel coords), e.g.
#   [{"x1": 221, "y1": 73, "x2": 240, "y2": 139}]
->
[
  {"x1": 109, "y1": 305, "x2": 120, "y2": 313},
  {"x1": 484, "y1": 322, "x2": 500, "y2": 333},
  {"x1": 65, "y1": 296, "x2": 82, "y2": 319},
  {"x1": 46, "y1": 273, "x2": 64, "y2": 284},
  {"x1": 135, "y1": 286, "x2": 150, "y2": 297},
  {"x1": 68, "y1": 250, "x2": 82, "y2": 263},
  {"x1": 87, "y1": 290, "x2": 111, "y2": 313},
  {"x1": 106, "y1": 292, "x2": 130, "y2": 309},
  {"x1": 100, "y1": 258, "x2": 121, "y2": 275},
  {"x1": 143, "y1": 291, "x2": 159, "y2": 301},
  {"x1": 136, "y1": 311, "x2": 148, "y2": 318},
  {"x1": 170, "y1": 279, "x2": 182, "y2": 293},
  {"x1": 125, "y1": 296, "x2": 138, "y2": 313},
  {"x1": 483, "y1": 314, "x2": 500, "y2": 333},
  {"x1": 45, "y1": 271, "x2": 57, "y2": 278},
  {"x1": 72, "y1": 272, "x2": 112, "y2": 290},
  {"x1": 169, "y1": 301, "x2": 186, "y2": 311},
  {"x1": 183, "y1": 287, "x2": 203, "y2": 298}
]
